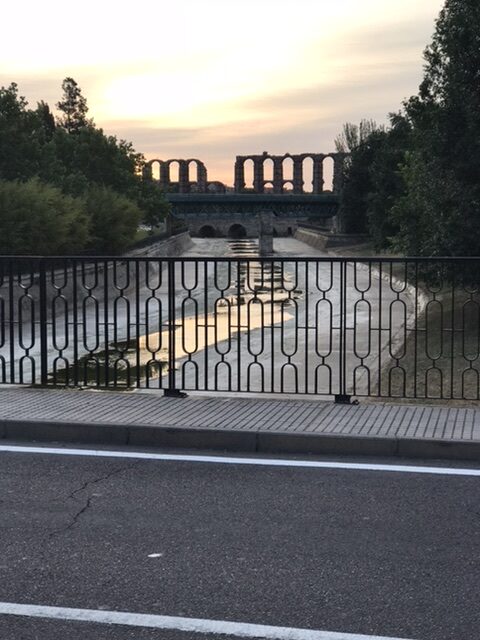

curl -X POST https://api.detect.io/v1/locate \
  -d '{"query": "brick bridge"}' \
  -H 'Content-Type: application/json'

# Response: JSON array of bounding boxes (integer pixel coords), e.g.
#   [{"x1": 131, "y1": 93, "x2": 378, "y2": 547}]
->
[{"x1": 144, "y1": 152, "x2": 347, "y2": 237}]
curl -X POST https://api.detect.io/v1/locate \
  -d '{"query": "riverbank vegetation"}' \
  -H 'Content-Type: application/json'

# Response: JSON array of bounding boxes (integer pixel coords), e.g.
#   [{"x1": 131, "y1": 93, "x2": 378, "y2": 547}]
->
[
  {"x1": 0, "y1": 78, "x2": 169, "y2": 255},
  {"x1": 337, "y1": 0, "x2": 480, "y2": 258}
]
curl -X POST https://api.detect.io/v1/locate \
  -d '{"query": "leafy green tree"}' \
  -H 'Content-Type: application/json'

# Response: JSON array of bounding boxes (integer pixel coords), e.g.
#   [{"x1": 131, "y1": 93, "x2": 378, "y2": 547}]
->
[
  {"x1": 135, "y1": 178, "x2": 171, "y2": 229},
  {"x1": 366, "y1": 114, "x2": 411, "y2": 249},
  {"x1": 335, "y1": 120, "x2": 384, "y2": 234},
  {"x1": 0, "y1": 77, "x2": 169, "y2": 254},
  {"x1": 0, "y1": 179, "x2": 88, "y2": 254},
  {"x1": 35, "y1": 101, "x2": 56, "y2": 141},
  {"x1": 0, "y1": 83, "x2": 43, "y2": 181},
  {"x1": 83, "y1": 186, "x2": 142, "y2": 254},
  {"x1": 56, "y1": 77, "x2": 90, "y2": 133},
  {"x1": 334, "y1": 116, "x2": 411, "y2": 243},
  {"x1": 335, "y1": 119, "x2": 381, "y2": 154},
  {"x1": 394, "y1": 0, "x2": 480, "y2": 256}
]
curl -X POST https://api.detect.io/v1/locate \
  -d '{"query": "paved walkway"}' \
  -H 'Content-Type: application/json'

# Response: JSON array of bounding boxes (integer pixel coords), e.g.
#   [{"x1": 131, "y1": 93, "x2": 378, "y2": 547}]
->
[{"x1": 0, "y1": 387, "x2": 480, "y2": 461}]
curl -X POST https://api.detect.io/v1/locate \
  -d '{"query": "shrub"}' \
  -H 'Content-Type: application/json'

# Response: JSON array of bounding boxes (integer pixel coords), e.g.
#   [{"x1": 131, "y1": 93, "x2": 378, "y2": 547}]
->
[
  {"x1": 83, "y1": 186, "x2": 141, "y2": 254},
  {"x1": 0, "y1": 179, "x2": 88, "y2": 255}
]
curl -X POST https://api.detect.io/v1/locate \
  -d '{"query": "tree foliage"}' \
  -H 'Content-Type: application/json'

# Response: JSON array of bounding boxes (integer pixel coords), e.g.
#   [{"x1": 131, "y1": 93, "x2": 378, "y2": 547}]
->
[
  {"x1": 335, "y1": 119, "x2": 382, "y2": 155},
  {"x1": 335, "y1": 118, "x2": 410, "y2": 241},
  {"x1": 393, "y1": 0, "x2": 480, "y2": 256},
  {"x1": 0, "y1": 179, "x2": 88, "y2": 255},
  {"x1": 83, "y1": 186, "x2": 142, "y2": 255},
  {"x1": 0, "y1": 77, "x2": 169, "y2": 254},
  {"x1": 56, "y1": 77, "x2": 90, "y2": 133},
  {"x1": 336, "y1": 0, "x2": 480, "y2": 257}
]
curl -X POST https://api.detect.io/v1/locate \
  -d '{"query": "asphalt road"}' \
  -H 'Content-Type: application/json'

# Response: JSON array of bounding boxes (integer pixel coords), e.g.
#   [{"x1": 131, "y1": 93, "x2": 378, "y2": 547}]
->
[{"x1": 0, "y1": 447, "x2": 479, "y2": 640}]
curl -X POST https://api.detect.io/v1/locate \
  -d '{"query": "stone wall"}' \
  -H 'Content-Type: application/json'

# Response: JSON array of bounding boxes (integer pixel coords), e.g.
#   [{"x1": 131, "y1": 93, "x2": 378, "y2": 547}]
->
[
  {"x1": 127, "y1": 231, "x2": 193, "y2": 257},
  {"x1": 294, "y1": 227, "x2": 369, "y2": 250}
]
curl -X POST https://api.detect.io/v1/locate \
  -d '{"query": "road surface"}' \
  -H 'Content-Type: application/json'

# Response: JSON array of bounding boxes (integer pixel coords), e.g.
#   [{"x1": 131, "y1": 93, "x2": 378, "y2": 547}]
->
[{"x1": 0, "y1": 444, "x2": 479, "y2": 639}]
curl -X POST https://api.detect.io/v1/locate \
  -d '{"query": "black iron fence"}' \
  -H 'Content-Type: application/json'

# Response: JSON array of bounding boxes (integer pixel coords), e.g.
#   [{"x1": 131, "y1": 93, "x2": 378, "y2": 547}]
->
[{"x1": 1, "y1": 256, "x2": 480, "y2": 401}]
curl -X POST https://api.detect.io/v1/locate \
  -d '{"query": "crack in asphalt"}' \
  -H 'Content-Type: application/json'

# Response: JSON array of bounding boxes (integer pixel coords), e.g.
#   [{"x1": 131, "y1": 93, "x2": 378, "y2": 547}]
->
[{"x1": 48, "y1": 461, "x2": 141, "y2": 539}]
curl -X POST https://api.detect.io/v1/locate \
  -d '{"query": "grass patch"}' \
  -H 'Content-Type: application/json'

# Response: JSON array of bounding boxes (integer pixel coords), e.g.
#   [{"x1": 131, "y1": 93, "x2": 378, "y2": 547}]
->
[{"x1": 49, "y1": 339, "x2": 166, "y2": 388}]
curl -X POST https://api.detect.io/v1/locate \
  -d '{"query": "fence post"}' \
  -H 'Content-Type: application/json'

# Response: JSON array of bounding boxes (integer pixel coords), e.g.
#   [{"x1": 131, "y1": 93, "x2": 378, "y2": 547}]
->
[
  {"x1": 164, "y1": 259, "x2": 187, "y2": 398},
  {"x1": 335, "y1": 259, "x2": 352, "y2": 404},
  {"x1": 39, "y1": 259, "x2": 49, "y2": 386}
]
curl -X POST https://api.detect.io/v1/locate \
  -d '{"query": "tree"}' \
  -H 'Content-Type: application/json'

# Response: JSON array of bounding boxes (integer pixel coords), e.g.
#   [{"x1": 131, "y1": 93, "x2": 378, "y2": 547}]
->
[
  {"x1": 56, "y1": 77, "x2": 90, "y2": 133},
  {"x1": 35, "y1": 101, "x2": 56, "y2": 141},
  {"x1": 395, "y1": 0, "x2": 480, "y2": 256},
  {"x1": 135, "y1": 178, "x2": 171, "y2": 229},
  {"x1": 366, "y1": 114, "x2": 411, "y2": 249},
  {"x1": 335, "y1": 120, "x2": 384, "y2": 234},
  {"x1": 0, "y1": 77, "x2": 169, "y2": 254},
  {"x1": 0, "y1": 83, "x2": 43, "y2": 181},
  {"x1": 335, "y1": 119, "x2": 381, "y2": 155},
  {"x1": 83, "y1": 186, "x2": 142, "y2": 254},
  {"x1": 0, "y1": 179, "x2": 88, "y2": 255}
]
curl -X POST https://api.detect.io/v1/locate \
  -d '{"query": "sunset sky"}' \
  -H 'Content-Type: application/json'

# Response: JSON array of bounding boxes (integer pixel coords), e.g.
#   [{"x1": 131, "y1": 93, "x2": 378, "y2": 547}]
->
[{"x1": 1, "y1": 0, "x2": 444, "y2": 185}]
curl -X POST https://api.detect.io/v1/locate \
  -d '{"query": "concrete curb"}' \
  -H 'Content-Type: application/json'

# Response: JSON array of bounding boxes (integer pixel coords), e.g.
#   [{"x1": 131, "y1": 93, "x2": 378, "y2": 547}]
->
[{"x1": 1, "y1": 418, "x2": 480, "y2": 462}]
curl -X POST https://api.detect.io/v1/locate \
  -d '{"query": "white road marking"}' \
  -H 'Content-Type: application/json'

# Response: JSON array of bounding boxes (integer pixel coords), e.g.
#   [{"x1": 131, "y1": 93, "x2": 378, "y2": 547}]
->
[
  {"x1": 0, "y1": 602, "x2": 413, "y2": 639},
  {"x1": 0, "y1": 444, "x2": 479, "y2": 476}
]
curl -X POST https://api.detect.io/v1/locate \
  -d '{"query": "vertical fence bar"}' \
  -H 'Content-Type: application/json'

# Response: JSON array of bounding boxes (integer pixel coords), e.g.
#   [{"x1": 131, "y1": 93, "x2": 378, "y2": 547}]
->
[
  {"x1": 135, "y1": 260, "x2": 141, "y2": 389},
  {"x1": 103, "y1": 259, "x2": 109, "y2": 388},
  {"x1": 413, "y1": 262, "x2": 419, "y2": 399},
  {"x1": 204, "y1": 259, "x2": 209, "y2": 391},
  {"x1": 164, "y1": 259, "x2": 186, "y2": 397},
  {"x1": 39, "y1": 259, "x2": 49, "y2": 386},
  {"x1": 304, "y1": 260, "x2": 309, "y2": 394},
  {"x1": 237, "y1": 259, "x2": 242, "y2": 392},
  {"x1": 72, "y1": 259, "x2": 79, "y2": 387},
  {"x1": 377, "y1": 261, "x2": 383, "y2": 397},
  {"x1": 335, "y1": 259, "x2": 351, "y2": 403},
  {"x1": 450, "y1": 262, "x2": 455, "y2": 399},
  {"x1": 8, "y1": 259, "x2": 15, "y2": 384}
]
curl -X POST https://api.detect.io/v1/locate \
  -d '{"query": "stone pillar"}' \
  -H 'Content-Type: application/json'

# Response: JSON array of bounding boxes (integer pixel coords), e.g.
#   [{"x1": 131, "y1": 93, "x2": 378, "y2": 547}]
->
[
  {"x1": 253, "y1": 158, "x2": 264, "y2": 193},
  {"x1": 312, "y1": 156, "x2": 324, "y2": 194},
  {"x1": 178, "y1": 160, "x2": 190, "y2": 193},
  {"x1": 332, "y1": 153, "x2": 345, "y2": 194},
  {"x1": 258, "y1": 212, "x2": 274, "y2": 255},
  {"x1": 234, "y1": 158, "x2": 245, "y2": 192},
  {"x1": 142, "y1": 162, "x2": 153, "y2": 181},
  {"x1": 165, "y1": 212, "x2": 173, "y2": 236},
  {"x1": 159, "y1": 162, "x2": 170, "y2": 189},
  {"x1": 197, "y1": 162, "x2": 208, "y2": 193},
  {"x1": 273, "y1": 157, "x2": 284, "y2": 194},
  {"x1": 292, "y1": 157, "x2": 304, "y2": 193}
]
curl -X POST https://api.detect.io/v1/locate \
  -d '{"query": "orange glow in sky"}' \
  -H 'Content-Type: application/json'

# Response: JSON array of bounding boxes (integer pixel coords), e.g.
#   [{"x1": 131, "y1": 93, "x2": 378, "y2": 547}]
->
[{"x1": 1, "y1": 0, "x2": 444, "y2": 185}]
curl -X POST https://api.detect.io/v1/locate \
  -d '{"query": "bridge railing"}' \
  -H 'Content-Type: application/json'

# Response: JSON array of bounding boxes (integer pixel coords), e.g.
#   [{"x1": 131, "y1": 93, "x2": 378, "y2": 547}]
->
[{"x1": 1, "y1": 256, "x2": 479, "y2": 401}]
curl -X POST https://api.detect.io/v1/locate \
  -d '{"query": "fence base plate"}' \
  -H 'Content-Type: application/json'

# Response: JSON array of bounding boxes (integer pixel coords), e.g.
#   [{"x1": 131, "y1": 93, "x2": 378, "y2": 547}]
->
[
  {"x1": 163, "y1": 389, "x2": 188, "y2": 398},
  {"x1": 334, "y1": 394, "x2": 355, "y2": 405}
]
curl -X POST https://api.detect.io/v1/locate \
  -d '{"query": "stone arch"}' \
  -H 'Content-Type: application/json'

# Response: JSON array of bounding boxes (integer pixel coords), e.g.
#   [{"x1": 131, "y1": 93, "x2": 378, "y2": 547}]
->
[
  {"x1": 188, "y1": 159, "x2": 199, "y2": 183},
  {"x1": 282, "y1": 157, "x2": 294, "y2": 181},
  {"x1": 322, "y1": 155, "x2": 334, "y2": 192},
  {"x1": 199, "y1": 225, "x2": 217, "y2": 238},
  {"x1": 185, "y1": 158, "x2": 208, "y2": 192},
  {"x1": 243, "y1": 158, "x2": 254, "y2": 190},
  {"x1": 207, "y1": 181, "x2": 226, "y2": 193},
  {"x1": 148, "y1": 159, "x2": 162, "y2": 181},
  {"x1": 302, "y1": 156, "x2": 314, "y2": 193},
  {"x1": 283, "y1": 179, "x2": 294, "y2": 193},
  {"x1": 263, "y1": 157, "x2": 274, "y2": 182},
  {"x1": 228, "y1": 223, "x2": 247, "y2": 239},
  {"x1": 167, "y1": 159, "x2": 180, "y2": 184}
]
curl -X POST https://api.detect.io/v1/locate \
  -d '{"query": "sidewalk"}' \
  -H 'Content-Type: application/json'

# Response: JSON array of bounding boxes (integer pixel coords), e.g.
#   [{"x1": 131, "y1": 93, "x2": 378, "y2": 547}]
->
[{"x1": 0, "y1": 387, "x2": 480, "y2": 461}]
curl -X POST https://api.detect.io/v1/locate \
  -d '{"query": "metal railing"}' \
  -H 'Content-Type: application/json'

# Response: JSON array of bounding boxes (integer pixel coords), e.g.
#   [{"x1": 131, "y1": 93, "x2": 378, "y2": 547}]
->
[{"x1": 1, "y1": 256, "x2": 480, "y2": 401}]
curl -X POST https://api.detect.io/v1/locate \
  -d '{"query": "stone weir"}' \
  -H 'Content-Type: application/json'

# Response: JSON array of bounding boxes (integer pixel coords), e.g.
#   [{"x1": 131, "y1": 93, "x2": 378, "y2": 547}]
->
[{"x1": 166, "y1": 193, "x2": 340, "y2": 238}]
